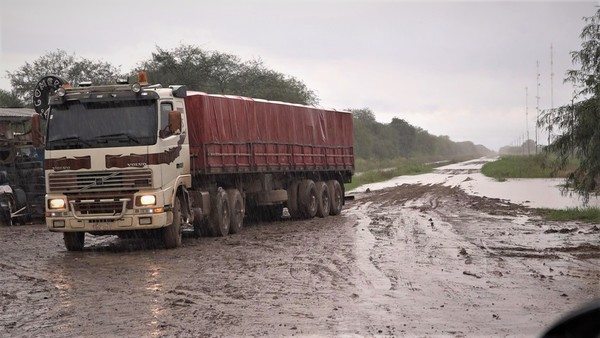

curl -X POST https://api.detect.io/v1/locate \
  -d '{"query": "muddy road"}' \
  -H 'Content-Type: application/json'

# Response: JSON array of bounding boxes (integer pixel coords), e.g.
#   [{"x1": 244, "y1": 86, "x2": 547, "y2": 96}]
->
[{"x1": 2, "y1": 165, "x2": 600, "y2": 337}]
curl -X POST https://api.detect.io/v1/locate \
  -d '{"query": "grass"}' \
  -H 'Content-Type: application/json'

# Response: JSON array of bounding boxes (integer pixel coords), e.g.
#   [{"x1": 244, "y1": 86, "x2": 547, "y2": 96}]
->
[
  {"x1": 345, "y1": 155, "x2": 486, "y2": 191},
  {"x1": 344, "y1": 161, "x2": 435, "y2": 192},
  {"x1": 481, "y1": 154, "x2": 561, "y2": 181},
  {"x1": 539, "y1": 207, "x2": 600, "y2": 223},
  {"x1": 483, "y1": 155, "x2": 597, "y2": 223}
]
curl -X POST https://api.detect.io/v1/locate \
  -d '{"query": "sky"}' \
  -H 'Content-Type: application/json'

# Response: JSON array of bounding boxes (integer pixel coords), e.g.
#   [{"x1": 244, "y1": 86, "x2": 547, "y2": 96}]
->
[{"x1": 0, "y1": 0, "x2": 597, "y2": 151}]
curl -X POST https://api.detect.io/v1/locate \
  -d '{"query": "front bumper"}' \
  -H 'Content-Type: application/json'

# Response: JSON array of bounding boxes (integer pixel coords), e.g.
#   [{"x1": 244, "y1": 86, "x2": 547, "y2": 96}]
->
[{"x1": 46, "y1": 211, "x2": 169, "y2": 232}]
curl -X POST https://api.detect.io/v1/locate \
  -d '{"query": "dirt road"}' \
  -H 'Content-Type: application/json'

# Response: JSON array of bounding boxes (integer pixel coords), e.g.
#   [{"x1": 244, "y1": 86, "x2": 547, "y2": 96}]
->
[{"x1": 2, "y1": 165, "x2": 600, "y2": 337}]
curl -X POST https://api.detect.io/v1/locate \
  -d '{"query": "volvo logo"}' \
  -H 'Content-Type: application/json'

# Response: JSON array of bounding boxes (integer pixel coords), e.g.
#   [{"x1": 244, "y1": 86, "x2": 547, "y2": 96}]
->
[{"x1": 127, "y1": 162, "x2": 147, "y2": 167}]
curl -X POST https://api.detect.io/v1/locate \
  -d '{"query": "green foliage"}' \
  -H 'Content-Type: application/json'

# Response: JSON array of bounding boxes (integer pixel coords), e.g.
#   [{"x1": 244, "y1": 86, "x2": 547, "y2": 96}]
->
[
  {"x1": 538, "y1": 9, "x2": 600, "y2": 202},
  {"x1": 6, "y1": 49, "x2": 123, "y2": 104},
  {"x1": 539, "y1": 207, "x2": 600, "y2": 223},
  {"x1": 482, "y1": 154, "x2": 578, "y2": 181},
  {"x1": 0, "y1": 89, "x2": 24, "y2": 107},
  {"x1": 137, "y1": 45, "x2": 318, "y2": 105},
  {"x1": 481, "y1": 154, "x2": 556, "y2": 180},
  {"x1": 350, "y1": 108, "x2": 494, "y2": 161}
]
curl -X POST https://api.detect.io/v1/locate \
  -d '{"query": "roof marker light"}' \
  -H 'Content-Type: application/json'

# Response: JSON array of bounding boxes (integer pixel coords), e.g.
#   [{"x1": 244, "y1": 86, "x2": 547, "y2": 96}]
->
[
  {"x1": 131, "y1": 83, "x2": 142, "y2": 93},
  {"x1": 56, "y1": 87, "x2": 66, "y2": 97}
]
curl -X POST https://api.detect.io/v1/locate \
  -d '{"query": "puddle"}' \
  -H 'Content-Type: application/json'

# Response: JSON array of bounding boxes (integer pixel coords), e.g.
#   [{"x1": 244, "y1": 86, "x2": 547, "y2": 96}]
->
[{"x1": 351, "y1": 158, "x2": 600, "y2": 209}]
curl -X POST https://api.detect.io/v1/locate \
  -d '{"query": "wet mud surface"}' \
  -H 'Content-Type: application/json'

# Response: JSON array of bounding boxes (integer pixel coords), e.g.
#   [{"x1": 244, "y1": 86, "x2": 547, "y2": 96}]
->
[{"x1": 2, "y1": 170, "x2": 600, "y2": 337}]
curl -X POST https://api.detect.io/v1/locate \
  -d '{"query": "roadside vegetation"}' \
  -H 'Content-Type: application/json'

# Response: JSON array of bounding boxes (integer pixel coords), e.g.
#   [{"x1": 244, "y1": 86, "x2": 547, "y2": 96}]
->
[
  {"x1": 483, "y1": 154, "x2": 599, "y2": 222},
  {"x1": 481, "y1": 154, "x2": 578, "y2": 181},
  {"x1": 345, "y1": 161, "x2": 434, "y2": 192},
  {"x1": 481, "y1": 154, "x2": 555, "y2": 181},
  {"x1": 538, "y1": 207, "x2": 600, "y2": 223}
]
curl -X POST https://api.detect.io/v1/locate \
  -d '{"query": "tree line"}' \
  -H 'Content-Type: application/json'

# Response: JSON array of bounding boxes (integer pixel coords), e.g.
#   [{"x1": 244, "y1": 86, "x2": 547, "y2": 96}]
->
[
  {"x1": 351, "y1": 108, "x2": 493, "y2": 160},
  {"x1": 2, "y1": 46, "x2": 317, "y2": 107},
  {"x1": 1, "y1": 44, "x2": 492, "y2": 161}
]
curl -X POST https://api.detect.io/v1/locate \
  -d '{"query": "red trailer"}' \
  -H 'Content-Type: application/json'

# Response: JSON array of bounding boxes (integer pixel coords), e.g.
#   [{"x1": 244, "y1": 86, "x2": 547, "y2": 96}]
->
[
  {"x1": 185, "y1": 92, "x2": 354, "y2": 174},
  {"x1": 184, "y1": 92, "x2": 354, "y2": 231}
]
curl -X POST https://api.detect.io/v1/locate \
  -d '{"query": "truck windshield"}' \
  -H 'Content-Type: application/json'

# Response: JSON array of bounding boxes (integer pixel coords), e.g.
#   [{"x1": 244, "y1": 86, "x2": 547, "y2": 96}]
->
[{"x1": 46, "y1": 99, "x2": 158, "y2": 150}]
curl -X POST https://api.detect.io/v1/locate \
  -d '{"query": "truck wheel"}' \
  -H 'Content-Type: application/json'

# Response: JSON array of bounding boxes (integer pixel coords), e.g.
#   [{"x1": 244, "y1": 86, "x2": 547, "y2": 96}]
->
[
  {"x1": 227, "y1": 189, "x2": 244, "y2": 234},
  {"x1": 286, "y1": 181, "x2": 301, "y2": 219},
  {"x1": 64, "y1": 232, "x2": 85, "y2": 251},
  {"x1": 0, "y1": 195, "x2": 15, "y2": 226},
  {"x1": 327, "y1": 180, "x2": 343, "y2": 215},
  {"x1": 0, "y1": 209, "x2": 11, "y2": 226},
  {"x1": 209, "y1": 188, "x2": 230, "y2": 237},
  {"x1": 298, "y1": 180, "x2": 317, "y2": 219},
  {"x1": 315, "y1": 181, "x2": 330, "y2": 218},
  {"x1": 13, "y1": 188, "x2": 26, "y2": 210},
  {"x1": 162, "y1": 196, "x2": 183, "y2": 248}
]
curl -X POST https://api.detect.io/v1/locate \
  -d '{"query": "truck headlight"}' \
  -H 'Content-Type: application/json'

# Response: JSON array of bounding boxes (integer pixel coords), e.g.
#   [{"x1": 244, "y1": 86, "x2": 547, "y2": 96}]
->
[
  {"x1": 49, "y1": 198, "x2": 66, "y2": 209},
  {"x1": 138, "y1": 195, "x2": 156, "y2": 206}
]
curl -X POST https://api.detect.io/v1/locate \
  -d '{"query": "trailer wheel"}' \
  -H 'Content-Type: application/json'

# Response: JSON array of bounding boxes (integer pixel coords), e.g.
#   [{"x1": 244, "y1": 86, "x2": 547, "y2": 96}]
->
[
  {"x1": 209, "y1": 188, "x2": 230, "y2": 237},
  {"x1": 64, "y1": 232, "x2": 85, "y2": 251},
  {"x1": 227, "y1": 189, "x2": 244, "y2": 234},
  {"x1": 163, "y1": 196, "x2": 183, "y2": 248},
  {"x1": 315, "y1": 181, "x2": 330, "y2": 218},
  {"x1": 286, "y1": 181, "x2": 301, "y2": 219},
  {"x1": 298, "y1": 179, "x2": 317, "y2": 219},
  {"x1": 327, "y1": 180, "x2": 343, "y2": 215}
]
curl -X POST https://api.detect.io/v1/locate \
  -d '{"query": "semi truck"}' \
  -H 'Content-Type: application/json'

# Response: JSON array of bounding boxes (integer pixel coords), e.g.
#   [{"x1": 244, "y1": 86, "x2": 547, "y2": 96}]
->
[{"x1": 39, "y1": 73, "x2": 354, "y2": 251}]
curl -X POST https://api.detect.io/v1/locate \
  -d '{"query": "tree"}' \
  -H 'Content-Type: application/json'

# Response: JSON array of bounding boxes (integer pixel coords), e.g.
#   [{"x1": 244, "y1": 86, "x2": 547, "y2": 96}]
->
[
  {"x1": 6, "y1": 49, "x2": 122, "y2": 105},
  {"x1": 539, "y1": 8, "x2": 600, "y2": 201},
  {"x1": 390, "y1": 117, "x2": 416, "y2": 157},
  {"x1": 0, "y1": 89, "x2": 24, "y2": 107},
  {"x1": 138, "y1": 44, "x2": 319, "y2": 105}
]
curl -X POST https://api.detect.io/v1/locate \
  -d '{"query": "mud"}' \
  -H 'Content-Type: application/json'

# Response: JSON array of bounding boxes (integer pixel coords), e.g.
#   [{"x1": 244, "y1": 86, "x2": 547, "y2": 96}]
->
[{"x1": 2, "y1": 169, "x2": 600, "y2": 337}]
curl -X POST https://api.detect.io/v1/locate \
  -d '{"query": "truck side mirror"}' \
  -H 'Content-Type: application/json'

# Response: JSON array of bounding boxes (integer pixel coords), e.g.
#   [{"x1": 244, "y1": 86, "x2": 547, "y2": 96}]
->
[
  {"x1": 31, "y1": 114, "x2": 44, "y2": 148},
  {"x1": 168, "y1": 111, "x2": 182, "y2": 134}
]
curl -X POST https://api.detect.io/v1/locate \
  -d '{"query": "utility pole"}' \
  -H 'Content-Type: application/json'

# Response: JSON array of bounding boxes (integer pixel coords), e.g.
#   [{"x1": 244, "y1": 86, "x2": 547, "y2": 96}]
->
[
  {"x1": 549, "y1": 43, "x2": 554, "y2": 146},
  {"x1": 526, "y1": 87, "x2": 530, "y2": 155},
  {"x1": 536, "y1": 60, "x2": 541, "y2": 154}
]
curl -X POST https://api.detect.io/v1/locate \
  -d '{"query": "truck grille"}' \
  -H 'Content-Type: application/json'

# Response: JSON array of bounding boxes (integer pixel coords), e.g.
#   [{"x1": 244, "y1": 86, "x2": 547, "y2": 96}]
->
[
  {"x1": 48, "y1": 169, "x2": 152, "y2": 193},
  {"x1": 70, "y1": 192, "x2": 133, "y2": 215}
]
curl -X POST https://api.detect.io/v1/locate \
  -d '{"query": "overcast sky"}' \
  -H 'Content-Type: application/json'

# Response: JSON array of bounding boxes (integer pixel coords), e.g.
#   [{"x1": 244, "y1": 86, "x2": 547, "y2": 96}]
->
[{"x1": 0, "y1": 0, "x2": 596, "y2": 151}]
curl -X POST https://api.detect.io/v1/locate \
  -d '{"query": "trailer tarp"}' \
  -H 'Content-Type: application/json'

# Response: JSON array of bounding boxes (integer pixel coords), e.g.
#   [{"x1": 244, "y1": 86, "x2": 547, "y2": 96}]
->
[{"x1": 184, "y1": 92, "x2": 354, "y2": 174}]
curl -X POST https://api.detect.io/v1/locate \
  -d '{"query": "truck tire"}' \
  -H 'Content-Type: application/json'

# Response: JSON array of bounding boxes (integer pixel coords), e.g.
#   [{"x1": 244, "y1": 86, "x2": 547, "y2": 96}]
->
[
  {"x1": 227, "y1": 189, "x2": 244, "y2": 234},
  {"x1": 64, "y1": 232, "x2": 85, "y2": 251},
  {"x1": 0, "y1": 195, "x2": 14, "y2": 226},
  {"x1": 162, "y1": 196, "x2": 183, "y2": 248},
  {"x1": 298, "y1": 179, "x2": 317, "y2": 219},
  {"x1": 315, "y1": 181, "x2": 330, "y2": 218},
  {"x1": 286, "y1": 181, "x2": 301, "y2": 219},
  {"x1": 209, "y1": 188, "x2": 230, "y2": 237},
  {"x1": 13, "y1": 188, "x2": 26, "y2": 210},
  {"x1": 327, "y1": 180, "x2": 343, "y2": 215},
  {"x1": 0, "y1": 210, "x2": 11, "y2": 226}
]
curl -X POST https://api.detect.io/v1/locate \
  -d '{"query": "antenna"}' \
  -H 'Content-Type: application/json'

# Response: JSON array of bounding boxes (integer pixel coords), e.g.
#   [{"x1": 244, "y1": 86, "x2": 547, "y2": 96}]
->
[
  {"x1": 536, "y1": 60, "x2": 540, "y2": 153},
  {"x1": 549, "y1": 43, "x2": 554, "y2": 146},
  {"x1": 526, "y1": 86, "x2": 530, "y2": 155}
]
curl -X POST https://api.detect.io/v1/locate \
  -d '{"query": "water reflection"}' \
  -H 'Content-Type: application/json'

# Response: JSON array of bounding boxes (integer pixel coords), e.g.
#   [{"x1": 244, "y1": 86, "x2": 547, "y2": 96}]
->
[{"x1": 45, "y1": 242, "x2": 170, "y2": 337}]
